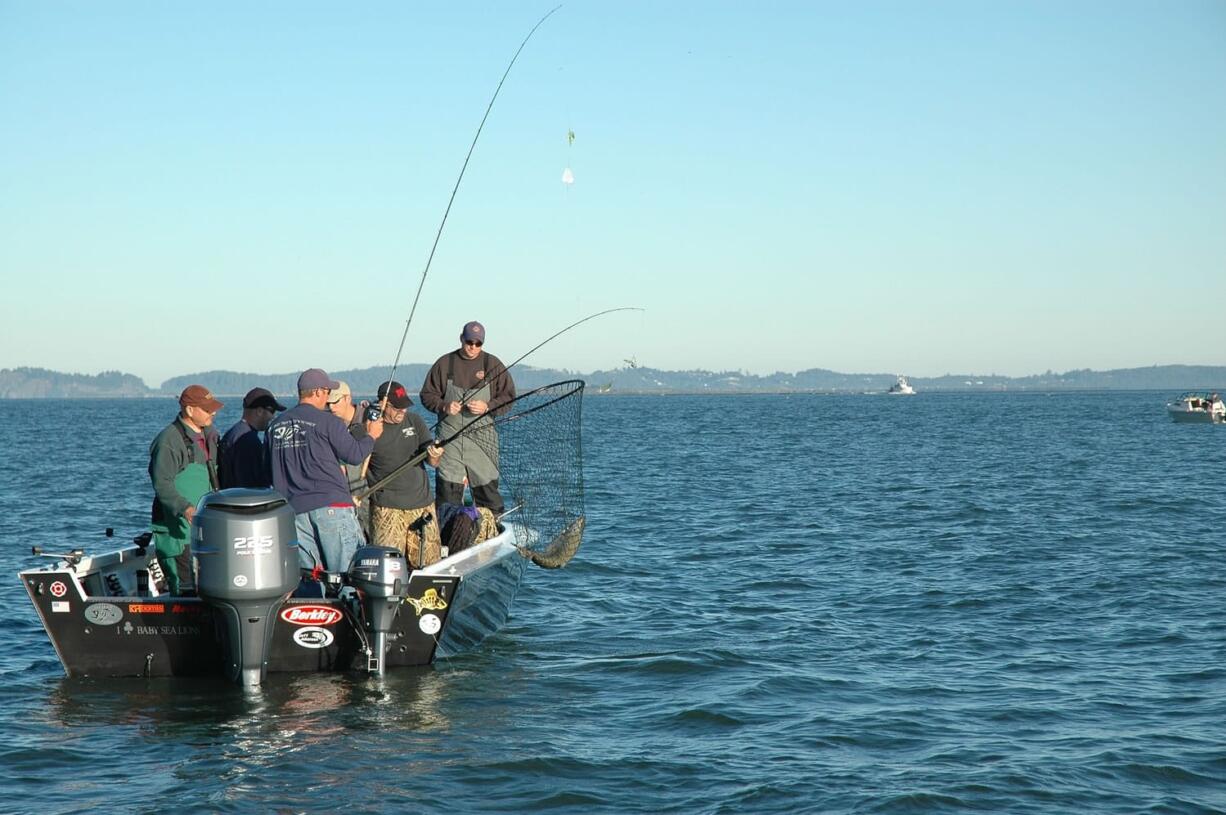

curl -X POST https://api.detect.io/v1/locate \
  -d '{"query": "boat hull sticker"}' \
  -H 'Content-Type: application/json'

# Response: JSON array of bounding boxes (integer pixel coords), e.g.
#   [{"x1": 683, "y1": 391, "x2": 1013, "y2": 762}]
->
[
  {"x1": 280, "y1": 605, "x2": 344, "y2": 627},
  {"x1": 292, "y1": 627, "x2": 334, "y2": 649},
  {"x1": 84, "y1": 603, "x2": 123, "y2": 625},
  {"x1": 406, "y1": 588, "x2": 448, "y2": 616}
]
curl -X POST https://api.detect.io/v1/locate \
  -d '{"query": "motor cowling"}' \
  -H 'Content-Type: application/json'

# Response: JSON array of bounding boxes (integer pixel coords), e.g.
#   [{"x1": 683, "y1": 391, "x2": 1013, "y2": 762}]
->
[
  {"x1": 347, "y1": 546, "x2": 408, "y2": 600},
  {"x1": 195, "y1": 488, "x2": 299, "y2": 686},
  {"x1": 346, "y1": 546, "x2": 409, "y2": 673}
]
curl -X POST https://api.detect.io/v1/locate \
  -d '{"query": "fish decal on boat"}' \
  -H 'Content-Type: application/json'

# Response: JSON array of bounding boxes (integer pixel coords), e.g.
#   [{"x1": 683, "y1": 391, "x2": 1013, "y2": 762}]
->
[{"x1": 405, "y1": 588, "x2": 448, "y2": 616}]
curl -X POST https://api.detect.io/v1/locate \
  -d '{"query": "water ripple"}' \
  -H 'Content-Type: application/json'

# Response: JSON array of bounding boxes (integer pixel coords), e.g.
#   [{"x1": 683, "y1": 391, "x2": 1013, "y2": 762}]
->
[{"x1": 3, "y1": 394, "x2": 1226, "y2": 813}]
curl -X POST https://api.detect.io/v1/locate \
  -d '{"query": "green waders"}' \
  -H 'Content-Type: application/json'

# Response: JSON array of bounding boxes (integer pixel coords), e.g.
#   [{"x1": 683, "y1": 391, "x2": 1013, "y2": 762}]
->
[{"x1": 151, "y1": 461, "x2": 212, "y2": 595}]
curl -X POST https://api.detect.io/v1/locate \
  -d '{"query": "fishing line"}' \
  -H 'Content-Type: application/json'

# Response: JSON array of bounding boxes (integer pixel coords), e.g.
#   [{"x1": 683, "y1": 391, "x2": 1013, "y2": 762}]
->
[
  {"x1": 357, "y1": 5, "x2": 563, "y2": 484},
  {"x1": 375, "y1": 4, "x2": 563, "y2": 410},
  {"x1": 457, "y1": 306, "x2": 644, "y2": 407}
]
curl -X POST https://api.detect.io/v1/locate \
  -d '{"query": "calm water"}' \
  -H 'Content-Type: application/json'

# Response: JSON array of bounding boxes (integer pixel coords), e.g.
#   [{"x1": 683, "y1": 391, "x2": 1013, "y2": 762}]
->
[{"x1": 1, "y1": 392, "x2": 1223, "y2": 814}]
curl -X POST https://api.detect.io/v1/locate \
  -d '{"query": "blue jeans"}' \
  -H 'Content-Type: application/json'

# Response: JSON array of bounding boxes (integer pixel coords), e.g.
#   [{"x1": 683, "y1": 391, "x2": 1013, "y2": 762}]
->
[{"x1": 295, "y1": 506, "x2": 366, "y2": 573}]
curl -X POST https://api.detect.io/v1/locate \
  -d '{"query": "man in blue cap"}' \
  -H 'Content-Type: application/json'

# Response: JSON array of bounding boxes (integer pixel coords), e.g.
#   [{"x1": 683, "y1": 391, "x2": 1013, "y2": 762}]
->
[
  {"x1": 420, "y1": 320, "x2": 515, "y2": 514},
  {"x1": 268, "y1": 368, "x2": 384, "y2": 580}
]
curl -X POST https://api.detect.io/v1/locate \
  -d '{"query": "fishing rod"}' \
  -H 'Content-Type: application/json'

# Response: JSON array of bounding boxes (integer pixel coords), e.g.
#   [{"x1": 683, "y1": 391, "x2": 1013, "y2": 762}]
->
[
  {"x1": 377, "y1": 5, "x2": 561, "y2": 398},
  {"x1": 357, "y1": 5, "x2": 563, "y2": 483},
  {"x1": 355, "y1": 379, "x2": 587, "y2": 569},
  {"x1": 455, "y1": 306, "x2": 644, "y2": 411},
  {"x1": 355, "y1": 379, "x2": 585, "y2": 504}
]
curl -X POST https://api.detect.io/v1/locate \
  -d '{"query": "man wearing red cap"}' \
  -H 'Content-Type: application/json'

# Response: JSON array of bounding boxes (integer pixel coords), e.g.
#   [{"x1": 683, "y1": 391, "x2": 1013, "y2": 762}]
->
[
  {"x1": 365, "y1": 380, "x2": 444, "y2": 567},
  {"x1": 148, "y1": 384, "x2": 224, "y2": 594}
]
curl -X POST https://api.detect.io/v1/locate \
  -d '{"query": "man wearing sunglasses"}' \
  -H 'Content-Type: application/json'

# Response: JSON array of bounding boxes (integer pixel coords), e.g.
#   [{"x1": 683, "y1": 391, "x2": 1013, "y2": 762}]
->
[{"x1": 419, "y1": 320, "x2": 516, "y2": 514}]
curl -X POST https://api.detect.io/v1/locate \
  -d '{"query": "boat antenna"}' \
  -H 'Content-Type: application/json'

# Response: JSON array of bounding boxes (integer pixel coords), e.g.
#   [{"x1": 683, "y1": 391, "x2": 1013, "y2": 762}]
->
[{"x1": 377, "y1": 4, "x2": 563, "y2": 407}]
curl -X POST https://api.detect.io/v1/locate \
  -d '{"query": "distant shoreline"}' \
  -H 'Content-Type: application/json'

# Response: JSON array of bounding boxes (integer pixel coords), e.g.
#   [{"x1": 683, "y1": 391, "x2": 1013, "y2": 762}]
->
[{"x1": 2, "y1": 364, "x2": 1223, "y2": 399}]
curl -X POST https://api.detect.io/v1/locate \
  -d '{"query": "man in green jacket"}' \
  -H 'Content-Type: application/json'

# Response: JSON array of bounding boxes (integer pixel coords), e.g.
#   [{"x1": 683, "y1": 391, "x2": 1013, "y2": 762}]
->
[{"x1": 149, "y1": 384, "x2": 223, "y2": 594}]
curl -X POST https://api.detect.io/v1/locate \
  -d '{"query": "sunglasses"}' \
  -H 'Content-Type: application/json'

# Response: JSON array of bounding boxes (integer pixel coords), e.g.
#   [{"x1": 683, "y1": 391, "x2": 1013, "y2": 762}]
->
[{"x1": 464, "y1": 339, "x2": 483, "y2": 347}]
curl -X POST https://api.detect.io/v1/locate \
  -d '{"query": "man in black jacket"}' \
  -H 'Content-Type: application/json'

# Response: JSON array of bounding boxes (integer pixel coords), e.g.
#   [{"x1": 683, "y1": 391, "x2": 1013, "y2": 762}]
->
[
  {"x1": 419, "y1": 321, "x2": 515, "y2": 513},
  {"x1": 218, "y1": 387, "x2": 286, "y2": 489},
  {"x1": 366, "y1": 380, "x2": 444, "y2": 566}
]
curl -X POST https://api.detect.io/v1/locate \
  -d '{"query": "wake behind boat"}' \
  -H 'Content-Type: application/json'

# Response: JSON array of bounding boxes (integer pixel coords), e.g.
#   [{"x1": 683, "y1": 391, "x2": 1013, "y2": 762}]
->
[
  {"x1": 19, "y1": 380, "x2": 587, "y2": 685},
  {"x1": 1167, "y1": 391, "x2": 1225, "y2": 423}
]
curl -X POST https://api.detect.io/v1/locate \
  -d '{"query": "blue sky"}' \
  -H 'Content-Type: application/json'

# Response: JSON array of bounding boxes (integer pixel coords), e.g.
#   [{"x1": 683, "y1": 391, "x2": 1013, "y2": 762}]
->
[{"x1": 2, "y1": 1, "x2": 1223, "y2": 387}]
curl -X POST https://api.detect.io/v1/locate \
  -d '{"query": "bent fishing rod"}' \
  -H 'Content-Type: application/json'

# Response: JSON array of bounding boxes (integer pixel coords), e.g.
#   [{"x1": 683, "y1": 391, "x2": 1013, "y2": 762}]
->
[
  {"x1": 454, "y1": 306, "x2": 644, "y2": 411},
  {"x1": 376, "y1": 5, "x2": 561, "y2": 401},
  {"x1": 356, "y1": 307, "x2": 641, "y2": 505},
  {"x1": 357, "y1": 5, "x2": 562, "y2": 482},
  {"x1": 355, "y1": 378, "x2": 585, "y2": 504},
  {"x1": 360, "y1": 305, "x2": 642, "y2": 497}
]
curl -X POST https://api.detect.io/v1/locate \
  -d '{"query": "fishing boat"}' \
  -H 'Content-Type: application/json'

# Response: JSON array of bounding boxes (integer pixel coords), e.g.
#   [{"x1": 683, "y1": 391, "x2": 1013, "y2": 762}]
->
[
  {"x1": 1166, "y1": 391, "x2": 1225, "y2": 423},
  {"x1": 887, "y1": 375, "x2": 916, "y2": 395},
  {"x1": 19, "y1": 380, "x2": 587, "y2": 686},
  {"x1": 15, "y1": 9, "x2": 613, "y2": 687},
  {"x1": 19, "y1": 508, "x2": 527, "y2": 682}
]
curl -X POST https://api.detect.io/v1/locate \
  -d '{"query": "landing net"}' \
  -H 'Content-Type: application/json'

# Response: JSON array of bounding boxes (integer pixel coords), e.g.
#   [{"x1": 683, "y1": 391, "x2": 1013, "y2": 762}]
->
[
  {"x1": 357, "y1": 379, "x2": 587, "y2": 567},
  {"x1": 463, "y1": 379, "x2": 586, "y2": 567}
]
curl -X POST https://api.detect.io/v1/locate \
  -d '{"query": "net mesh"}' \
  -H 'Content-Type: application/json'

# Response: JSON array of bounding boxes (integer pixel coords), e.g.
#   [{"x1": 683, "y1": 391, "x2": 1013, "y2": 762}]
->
[{"x1": 462, "y1": 379, "x2": 586, "y2": 564}]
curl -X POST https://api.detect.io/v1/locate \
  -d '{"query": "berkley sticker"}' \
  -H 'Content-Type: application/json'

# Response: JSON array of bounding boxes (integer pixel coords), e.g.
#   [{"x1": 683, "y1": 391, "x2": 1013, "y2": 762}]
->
[
  {"x1": 280, "y1": 605, "x2": 343, "y2": 626},
  {"x1": 84, "y1": 603, "x2": 123, "y2": 625},
  {"x1": 292, "y1": 627, "x2": 335, "y2": 649}
]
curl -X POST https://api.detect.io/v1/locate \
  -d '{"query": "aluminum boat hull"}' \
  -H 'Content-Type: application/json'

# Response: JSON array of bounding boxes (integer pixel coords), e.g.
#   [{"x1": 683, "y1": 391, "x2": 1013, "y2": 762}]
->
[{"x1": 20, "y1": 528, "x2": 525, "y2": 679}]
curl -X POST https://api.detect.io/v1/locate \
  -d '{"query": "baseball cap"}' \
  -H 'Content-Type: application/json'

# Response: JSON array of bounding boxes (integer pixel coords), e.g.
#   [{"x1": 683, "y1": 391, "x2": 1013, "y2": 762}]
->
[
  {"x1": 179, "y1": 385, "x2": 224, "y2": 413},
  {"x1": 242, "y1": 387, "x2": 287, "y2": 412},
  {"x1": 326, "y1": 381, "x2": 352, "y2": 405},
  {"x1": 297, "y1": 368, "x2": 340, "y2": 392},
  {"x1": 377, "y1": 380, "x2": 413, "y2": 409},
  {"x1": 461, "y1": 321, "x2": 485, "y2": 343}
]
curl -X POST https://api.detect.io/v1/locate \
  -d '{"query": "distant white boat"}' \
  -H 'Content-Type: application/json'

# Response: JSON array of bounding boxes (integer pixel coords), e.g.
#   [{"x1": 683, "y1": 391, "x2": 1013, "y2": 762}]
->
[
  {"x1": 1167, "y1": 391, "x2": 1225, "y2": 423},
  {"x1": 887, "y1": 375, "x2": 916, "y2": 396}
]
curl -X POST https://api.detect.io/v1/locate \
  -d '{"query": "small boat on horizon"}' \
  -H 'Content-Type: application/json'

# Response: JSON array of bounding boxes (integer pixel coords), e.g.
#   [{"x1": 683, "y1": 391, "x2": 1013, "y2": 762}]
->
[
  {"x1": 887, "y1": 375, "x2": 916, "y2": 396},
  {"x1": 1167, "y1": 391, "x2": 1225, "y2": 423}
]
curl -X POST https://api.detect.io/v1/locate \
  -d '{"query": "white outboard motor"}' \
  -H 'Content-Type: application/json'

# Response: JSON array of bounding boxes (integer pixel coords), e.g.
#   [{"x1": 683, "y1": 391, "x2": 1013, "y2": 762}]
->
[
  {"x1": 346, "y1": 546, "x2": 409, "y2": 674},
  {"x1": 195, "y1": 489, "x2": 299, "y2": 687}
]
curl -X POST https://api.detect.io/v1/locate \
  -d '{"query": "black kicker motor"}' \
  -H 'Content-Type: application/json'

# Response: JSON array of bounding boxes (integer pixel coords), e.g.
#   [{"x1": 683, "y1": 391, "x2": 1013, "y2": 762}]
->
[
  {"x1": 346, "y1": 545, "x2": 410, "y2": 674},
  {"x1": 194, "y1": 488, "x2": 299, "y2": 686}
]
